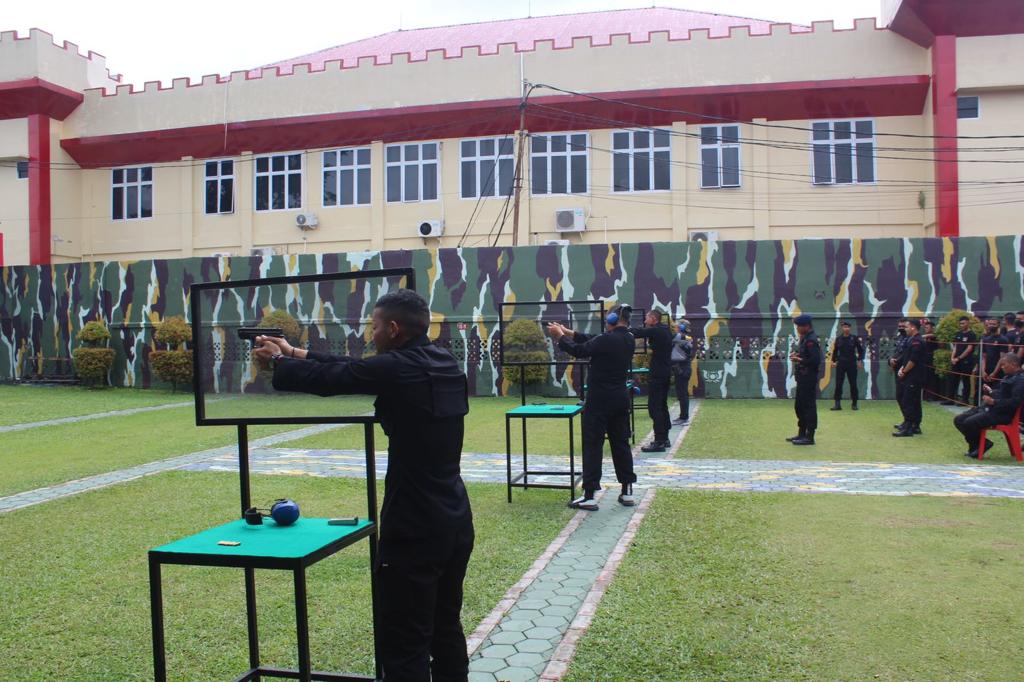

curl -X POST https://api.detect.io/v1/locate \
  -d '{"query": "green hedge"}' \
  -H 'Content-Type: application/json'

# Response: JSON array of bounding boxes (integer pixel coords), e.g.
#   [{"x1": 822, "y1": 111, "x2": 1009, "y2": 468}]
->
[{"x1": 72, "y1": 348, "x2": 115, "y2": 386}]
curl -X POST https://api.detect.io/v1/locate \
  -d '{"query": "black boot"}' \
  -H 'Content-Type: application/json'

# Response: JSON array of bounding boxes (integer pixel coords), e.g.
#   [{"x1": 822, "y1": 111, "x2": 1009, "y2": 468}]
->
[
  {"x1": 851, "y1": 403, "x2": 859, "y2": 411},
  {"x1": 786, "y1": 429, "x2": 805, "y2": 443},
  {"x1": 911, "y1": 424, "x2": 922, "y2": 435},
  {"x1": 830, "y1": 402, "x2": 842, "y2": 411},
  {"x1": 892, "y1": 425, "x2": 914, "y2": 437},
  {"x1": 793, "y1": 430, "x2": 815, "y2": 445}
]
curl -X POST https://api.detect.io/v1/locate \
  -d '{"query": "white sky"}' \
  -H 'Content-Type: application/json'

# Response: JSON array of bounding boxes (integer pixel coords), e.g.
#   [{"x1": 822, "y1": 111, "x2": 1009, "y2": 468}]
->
[{"x1": 8, "y1": 0, "x2": 882, "y2": 85}]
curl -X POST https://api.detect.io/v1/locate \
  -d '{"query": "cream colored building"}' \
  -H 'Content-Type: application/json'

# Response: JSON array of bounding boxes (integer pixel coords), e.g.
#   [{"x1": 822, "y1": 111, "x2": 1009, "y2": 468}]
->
[{"x1": 1, "y1": 0, "x2": 1022, "y2": 266}]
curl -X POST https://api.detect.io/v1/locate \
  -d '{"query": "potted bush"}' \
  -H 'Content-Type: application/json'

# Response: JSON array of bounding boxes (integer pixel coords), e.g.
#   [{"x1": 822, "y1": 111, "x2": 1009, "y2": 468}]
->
[
  {"x1": 72, "y1": 320, "x2": 116, "y2": 387},
  {"x1": 149, "y1": 316, "x2": 193, "y2": 392}
]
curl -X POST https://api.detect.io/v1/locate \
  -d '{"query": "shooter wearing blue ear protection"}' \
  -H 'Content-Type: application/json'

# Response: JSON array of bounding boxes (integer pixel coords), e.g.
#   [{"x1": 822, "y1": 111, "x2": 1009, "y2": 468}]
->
[{"x1": 547, "y1": 304, "x2": 638, "y2": 510}]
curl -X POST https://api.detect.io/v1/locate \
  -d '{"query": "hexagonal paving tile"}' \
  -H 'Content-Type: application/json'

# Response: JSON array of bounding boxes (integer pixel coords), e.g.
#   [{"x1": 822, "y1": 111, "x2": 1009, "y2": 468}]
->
[
  {"x1": 532, "y1": 614, "x2": 568, "y2": 628},
  {"x1": 492, "y1": 665, "x2": 539, "y2": 682},
  {"x1": 469, "y1": 656, "x2": 508, "y2": 674},
  {"x1": 515, "y1": 638, "x2": 554, "y2": 654},
  {"x1": 516, "y1": 599, "x2": 550, "y2": 611},
  {"x1": 548, "y1": 595, "x2": 581, "y2": 607},
  {"x1": 525, "y1": 625, "x2": 562, "y2": 640},
  {"x1": 506, "y1": 651, "x2": 547, "y2": 669},
  {"x1": 467, "y1": 671, "x2": 496, "y2": 682},
  {"x1": 497, "y1": 619, "x2": 534, "y2": 633},
  {"x1": 507, "y1": 608, "x2": 543, "y2": 622},
  {"x1": 487, "y1": 630, "x2": 527, "y2": 646},
  {"x1": 479, "y1": 643, "x2": 517, "y2": 659}
]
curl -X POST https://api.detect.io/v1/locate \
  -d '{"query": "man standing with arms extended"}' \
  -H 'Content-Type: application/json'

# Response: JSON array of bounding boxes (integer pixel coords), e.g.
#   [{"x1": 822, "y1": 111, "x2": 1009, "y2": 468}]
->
[
  {"x1": 893, "y1": 318, "x2": 926, "y2": 437},
  {"x1": 955, "y1": 353, "x2": 1024, "y2": 458},
  {"x1": 830, "y1": 320, "x2": 864, "y2": 411},
  {"x1": 254, "y1": 290, "x2": 473, "y2": 682},
  {"x1": 630, "y1": 310, "x2": 674, "y2": 452},
  {"x1": 547, "y1": 305, "x2": 637, "y2": 510},
  {"x1": 788, "y1": 314, "x2": 821, "y2": 446},
  {"x1": 671, "y1": 319, "x2": 694, "y2": 425}
]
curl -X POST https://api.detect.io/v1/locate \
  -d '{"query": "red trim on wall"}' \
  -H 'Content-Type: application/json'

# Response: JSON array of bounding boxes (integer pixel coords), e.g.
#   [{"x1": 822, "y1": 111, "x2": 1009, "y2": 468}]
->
[
  {"x1": 28, "y1": 114, "x2": 52, "y2": 265},
  {"x1": 60, "y1": 75, "x2": 930, "y2": 168},
  {"x1": 888, "y1": 0, "x2": 1024, "y2": 46},
  {"x1": 0, "y1": 78, "x2": 84, "y2": 121},
  {"x1": 931, "y1": 36, "x2": 959, "y2": 237}
]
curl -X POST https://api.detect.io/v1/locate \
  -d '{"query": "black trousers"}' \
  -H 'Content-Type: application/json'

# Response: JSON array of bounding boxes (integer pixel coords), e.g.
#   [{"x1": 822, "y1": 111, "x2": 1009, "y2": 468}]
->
[
  {"x1": 833, "y1": 362, "x2": 858, "y2": 404},
  {"x1": 375, "y1": 526, "x2": 474, "y2": 682},
  {"x1": 647, "y1": 376, "x2": 671, "y2": 442},
  {"x1": 948, "y1": 362, "x2": 976, "y2": 404},
  {"x1": 581, "y1": 401, "x2": 635, "y2": 492},
  {"x1": 673, "y1": 363, "x2": 691, "y2": 421},
  {"x1": 954, "y1": 406, "x2": 999, "y2": 447},
  {"x1": 898, "y1": 378, "x2": 922, "y2": 426},
  {"x1": 794, "y1": 376, "x2": 817, "y2": 434}
]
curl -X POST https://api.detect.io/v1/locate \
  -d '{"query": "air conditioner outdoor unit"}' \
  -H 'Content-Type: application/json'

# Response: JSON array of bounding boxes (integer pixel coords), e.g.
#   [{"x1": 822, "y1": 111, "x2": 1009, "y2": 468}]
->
[
  {"x1": 418, "y1": 220, "x2": 443, "y2": 238},
  {"x1": 690, "y1": 230, "x2": 719, "y2": 242},
  {"x1": 251, "y1": 247, "x2": 277, "y2": 258},
  {"x1": 555, "y1": 208, "x2": 586, "y2": 232},
  {"x1": 296, "y1": 213, "x2": 319, "y2": 230},
  {"x1": 212, "y1": 252, "x2": 234, "y2": 258},
  {"x1": 544, "y1": 239, "x2": 571, "y2": 246}
]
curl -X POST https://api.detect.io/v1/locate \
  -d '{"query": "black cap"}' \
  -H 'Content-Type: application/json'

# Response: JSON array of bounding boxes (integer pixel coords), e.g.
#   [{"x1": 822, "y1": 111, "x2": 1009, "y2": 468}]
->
[
  {"x1": 840, "y1": 320, "x2": 851, "y2": 327},
  {"x1": 794, "y1": 314, "x2": 812, "y2": 326}
]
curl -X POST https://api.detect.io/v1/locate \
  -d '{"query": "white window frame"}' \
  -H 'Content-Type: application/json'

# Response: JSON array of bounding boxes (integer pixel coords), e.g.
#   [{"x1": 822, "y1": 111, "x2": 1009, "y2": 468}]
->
[
  {"x1": 322, "y1": 147, "x2": 372, "y2": 207},
  {"x1": 612, "y1": 129, "x2": 672, "y2": 193},
  {"x1": 811, "y1": 119, "x2": 876, "y2": 186},
  {"x1": 111, "y1": 166, "x2": 153, "y2": 221},
  {"x1": 699, "y1": 125, "x2": 742, "y2": 189},
  {"x1": 385, "y1": 142, "x2": 440, "y2": 203},
  {"x1": 204, "y1": 159, "x2": 234, "y2": 215},
  {"x1": 254, "y1": 152, "x2": 303, "y2": 212},
  {"x1": 530, "y1": 132, "x2": 589, "y2": 196},
  {"x1": 956, "y1": 95, "x2": 980, "y2": 120},
  {"x1": 459, "y1": 136, "x2": 516, "y2": 199}
]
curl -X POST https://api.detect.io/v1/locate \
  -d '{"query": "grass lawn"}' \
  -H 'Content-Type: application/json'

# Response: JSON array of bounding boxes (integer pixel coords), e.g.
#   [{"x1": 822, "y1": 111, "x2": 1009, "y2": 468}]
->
[
  {"x1": 0, "y1": 384, "x2": 190, "y2": 426},
  {"x1": 566, "y1": 489, "x2": 1024, "y2": 681},
  {"x1": 682, "y1": 399, "x2": 1018, "y2": 465},
  {"x1": 279, "y1": 396, "x2": 657, "y2": 455},
  {"x1": 0, "y1": 391, "x2": 374, "y2": 498},
  {"x1": 0, "y1": 473, "x2": 572, "y2": 680}
]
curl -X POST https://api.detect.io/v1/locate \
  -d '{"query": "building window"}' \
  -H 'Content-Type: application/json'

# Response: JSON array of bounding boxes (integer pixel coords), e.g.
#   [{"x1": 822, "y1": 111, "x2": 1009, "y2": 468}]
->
[
  {"x1": 460, "y1": 137, "x2": 515, "y2": 199},
  {"x1": 385, "y1": 142, "x2": 438, "y2": 202},
  {"x1": 531, "y1": 133, "x2": 587, "y2": 195},
  {"x1": 112, "y1": 167, "x2": 153, "y2": 220},
  {"x1": 204, "y1": 160, "x2": 234, "y2": 214},
  {"x1": 957, "y1": 96, "x2": 980, "y2": 119},
  {"x1": 255, "y1": 153, "x2": 302, "y2": 211},
  {"x1": 613, "y1": 129, "x2": 671, "y2": 192},
  {"x1": 700, "y1": 126, "x2": 741, "y2": 189},
  {"x1": 811, "y1": 120, "x2": 875, "y2": 185},
  {"x1": 323, "y1": 148, "x2": 371, "y2": 206},
  {"x1": 16, "y1": 161, "x2": 29, "y2": 179}
]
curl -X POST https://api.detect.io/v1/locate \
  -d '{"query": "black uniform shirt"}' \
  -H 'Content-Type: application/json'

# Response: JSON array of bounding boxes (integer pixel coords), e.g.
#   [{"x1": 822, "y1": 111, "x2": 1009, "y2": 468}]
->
[
  {"x1": 795, "y1": 331, "x2": 821, "y2": 378},
  {"x1": 987, "y1": 371, "x2": 1024, "y2": 422},
  {"x1": 832, "y1": 335, "x2": 865, "y2": 365},
  {"x1": 982, "y1": 333, "x2": 1010, "y2": 374},
  {"x1": 953, "y1": 330, "x2": 977, "y2": 364},
  {"x1": 559, "y1": 327, "x2": 635, "y2": 409},
  {"x1": 629, "y1": 323, "x2": 674, "y2": 379},
  {"x1": 272, "y1": 335, "x2": 472, "y2": 541},
  {"x1": 899, "y1": 334, "x2": 926, "y2": 381}
]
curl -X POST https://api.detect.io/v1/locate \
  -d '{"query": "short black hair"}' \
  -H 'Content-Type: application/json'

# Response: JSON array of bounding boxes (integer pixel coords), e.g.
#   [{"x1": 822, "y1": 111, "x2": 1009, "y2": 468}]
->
[
  {"x1": 986, "y1": 316, "x2": 999, "y2": 323},
  {"x1": 841, "y1": 321, "x2": 851, "y2": 326},
  {"x1": 906, "y1": 319, "x2": 921, "y2": 330},
  {"x1": 899, "y1": 318, "x2": 909, "y2": 323},
  {"x1": 375, "y1": 289, "x2": 430, "y2": 337},
  {"x1": 959, "y1": 316, "x2": 970, "y2": 322},
  {"x1": 1005, "y1": 313, "x2": 1016, "y2": 321},
  {"x1": 1001, "y1": 353, "x2": 1022, "y2": 368}
]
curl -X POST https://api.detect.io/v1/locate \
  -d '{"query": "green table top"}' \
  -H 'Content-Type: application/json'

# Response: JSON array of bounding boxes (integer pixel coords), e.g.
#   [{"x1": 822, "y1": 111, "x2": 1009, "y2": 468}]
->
[
  {"x1": 507, "y1": 404, "x2": 583, "y2": 417},
  {"x1": 151, "y1": 517, "x2": 372, "y2": 559},
  {"x1": 630, "y1": 367, "x2": 650, "y2": 374}
]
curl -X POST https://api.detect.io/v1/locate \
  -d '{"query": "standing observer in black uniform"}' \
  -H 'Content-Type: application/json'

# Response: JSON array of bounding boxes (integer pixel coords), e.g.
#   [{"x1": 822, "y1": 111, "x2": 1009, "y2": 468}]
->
[
  {"x1": 788, "y1": 314, "x2": 821, "y2": 446},
  {"x1": 945, "y1": 316, "x2": 977, "y2": 406},
  {"x1": 888, "y1": 319, "x2": 910, "y2": 426},
  {"x1": 893, "y1": 318, "x2": 925, "y2": 437},
  {"x1": 671, "y1": 319, "x2": 694, "y2": 425},
  {"x1": 253, "y1": 290, "x2": 474, "y2": 682},
  {"x1": 547, "y1": 305, "x2": 637, "y2": 511},
  {"x1": 830, "y1": 321, "x2": 864, "y2": 411},
  {"x1": 630, "y1": 311, "x2": 674, "y2": 452},
  {"x1": 981, "y1": 317, "x2": 1009, "y2": 387}
]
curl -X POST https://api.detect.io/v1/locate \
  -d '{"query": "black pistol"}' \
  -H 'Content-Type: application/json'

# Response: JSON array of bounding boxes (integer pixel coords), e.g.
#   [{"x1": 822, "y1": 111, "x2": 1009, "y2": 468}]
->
[{"x1": 238, "y1": 327, "x2": 285, "y2": 348}]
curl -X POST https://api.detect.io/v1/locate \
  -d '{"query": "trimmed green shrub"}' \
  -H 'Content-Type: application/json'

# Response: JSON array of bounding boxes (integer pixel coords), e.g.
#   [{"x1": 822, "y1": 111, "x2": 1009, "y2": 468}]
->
[
  {"x1": 73, "y1": 321, "x2": 115, "y2": 386},
  {"x1": 154, "y1": 316, "x2": 191, "y2": 349},
  {"x1": 149, "y1": 350, "x2": 193, "y2": 391},
  {"x1": 502, "y1": 319, "x2": 551, "y2": 385},
  {"x1": 77, "y1": 321, "x2": 111, "y2": 346},
  {"x1": 259, "y1": 310, "x2": 302, "y2": 345},
  {"x1": 933, "y1": 309, "x2": 984, "y2": 378}
]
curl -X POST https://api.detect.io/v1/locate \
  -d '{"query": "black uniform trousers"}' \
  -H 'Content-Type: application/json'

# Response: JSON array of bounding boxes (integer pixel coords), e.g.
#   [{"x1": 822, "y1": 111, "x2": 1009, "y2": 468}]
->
[
  {"x1": 376, "y1": 526, "x2": 475, "y2": 682},
  {"x1": 833, "y1": 362, "x2": 858, "y2": 405},
  {"x1": 647, "y1": 376, "x2": 671, "y2": 442},
  {"x1": 580, "y1": 397, "x2": 636, "y2": 493},
  {"x1": 794, "y1": 375, "x2": 818, "y2": 434},
  {"x1": 954, "y1": 406, "x2": 999, "y2": 448},
  {"x1": 898, "y1": 377, "x2": 923, "y2": 426},
  {"x1": 948, "y1": 361, "x2": 976, "y2": 405},
  {"x1": 673, "y1": 363, "x2": 691, "y2": 421}
]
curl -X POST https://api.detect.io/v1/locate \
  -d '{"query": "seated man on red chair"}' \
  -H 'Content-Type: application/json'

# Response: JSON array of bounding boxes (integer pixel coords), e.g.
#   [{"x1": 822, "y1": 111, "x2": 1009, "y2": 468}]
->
[{"x1": 955, "y1": 353, "x2": 1024, "y2": 459}]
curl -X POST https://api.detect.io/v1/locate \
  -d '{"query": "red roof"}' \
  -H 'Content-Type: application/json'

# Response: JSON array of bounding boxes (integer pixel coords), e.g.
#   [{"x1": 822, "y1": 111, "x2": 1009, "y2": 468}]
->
[{"x1": 261, "y1": 6, "x2": 807, "y2": 73}]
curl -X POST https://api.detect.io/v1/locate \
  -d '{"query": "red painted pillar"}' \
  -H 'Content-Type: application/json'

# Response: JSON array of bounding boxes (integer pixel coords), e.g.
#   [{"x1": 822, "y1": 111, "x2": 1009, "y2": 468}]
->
[
  {"x1": 28, "y1": 113, "x2": 52, "y2": 264},
  {"x1": 931, "y1": 35, "x2": 959, "y2": 237}
]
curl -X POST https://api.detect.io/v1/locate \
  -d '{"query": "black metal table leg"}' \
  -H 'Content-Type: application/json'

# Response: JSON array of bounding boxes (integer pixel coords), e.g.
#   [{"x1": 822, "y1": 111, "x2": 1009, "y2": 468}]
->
[
  {"x1": 365, "y1": 422, "x2": 383, "y2": 682},
  {"x1": 521, "y1": 418, "x2": 528, "y2": 487},
  {"x1": 150, "y1": 556, "x2": 167, "y2": 682},
  {"x1": 506, "y1": 415, "x2": 512, "y2": 503},
  {"x1": 294, "y1": 569, "x2": 312, "y2": 682},
  {"x1": 245, "y1": 567, "x2": 260, "y2": 676},
  {"x1": 568, "y1": 416, "x2": 576, "y2": 502}
]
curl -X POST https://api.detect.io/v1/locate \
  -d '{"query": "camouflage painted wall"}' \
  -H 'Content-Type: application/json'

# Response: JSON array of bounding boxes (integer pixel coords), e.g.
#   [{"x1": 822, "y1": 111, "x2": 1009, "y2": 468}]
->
[{"x1": 2, "y1": 236, "x2": 1022, "y2": 399}]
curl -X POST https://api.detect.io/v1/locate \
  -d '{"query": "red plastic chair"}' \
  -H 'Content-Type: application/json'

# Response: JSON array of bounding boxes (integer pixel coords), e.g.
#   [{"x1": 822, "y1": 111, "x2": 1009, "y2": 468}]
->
[{"x1": 978, "y1": 404, "x2": 1024, "y2": 462}]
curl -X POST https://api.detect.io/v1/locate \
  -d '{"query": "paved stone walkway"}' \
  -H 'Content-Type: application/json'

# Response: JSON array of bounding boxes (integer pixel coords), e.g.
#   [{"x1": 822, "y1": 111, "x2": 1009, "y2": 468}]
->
[
  {"x1": 0, "y1": 400, "x2": 194, "y2": 433},
  {"x1": 0, "y1": 423, "x2": 345, "y2": 513}
]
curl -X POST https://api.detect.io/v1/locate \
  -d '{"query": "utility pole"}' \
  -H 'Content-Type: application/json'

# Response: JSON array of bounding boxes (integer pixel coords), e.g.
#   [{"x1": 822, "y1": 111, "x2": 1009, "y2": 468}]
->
[{"x1": 511, "y1": 80, "x2": 529, "y2": 247}]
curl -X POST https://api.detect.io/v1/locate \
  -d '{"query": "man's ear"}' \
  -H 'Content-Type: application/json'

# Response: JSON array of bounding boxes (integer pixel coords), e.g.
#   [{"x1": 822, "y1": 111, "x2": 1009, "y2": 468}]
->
[{"x1": 389, "y1": 319, "x2": 402, "y2": 338}]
